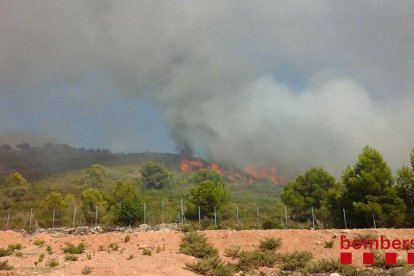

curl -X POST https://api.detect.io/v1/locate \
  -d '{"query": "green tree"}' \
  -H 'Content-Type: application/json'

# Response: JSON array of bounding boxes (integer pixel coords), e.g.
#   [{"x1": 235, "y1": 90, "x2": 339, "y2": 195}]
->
[
  {"x1": 341, "y1": 146, "x2": 406, "y2": 228},
  {"x1": 81, "y1": 188, "x2": 108, "y2": 224},
  {"x1": 280, "y1": 167, "x2": 339, "y2": 223},
  {"x1": 41, "y1": 191, "x2": 68, "y2": 226},
  {"x1": 84, "y1": 164, "x2": 108, "y2": 187},
  {"x1": 110, "y1": 181, "x2": 143, "y2": 226},
  {"x1": 140, "y1": 162, "x2": 170, "y2": 189},
  {"x1": 396, "y1": 149, "x2": 414, "y2": 226},
  {"x1": 5, "y1": 172, "x2": 29, "y2": 201},
  {"x1": 191, "y1": 169, "x2": 224, "y2": 186}
]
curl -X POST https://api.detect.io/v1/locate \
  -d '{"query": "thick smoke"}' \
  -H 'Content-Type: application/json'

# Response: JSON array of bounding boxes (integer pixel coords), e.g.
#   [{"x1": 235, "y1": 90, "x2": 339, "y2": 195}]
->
[{"x1": 1, "y1": 1, "x2": 414, "y2": 176}]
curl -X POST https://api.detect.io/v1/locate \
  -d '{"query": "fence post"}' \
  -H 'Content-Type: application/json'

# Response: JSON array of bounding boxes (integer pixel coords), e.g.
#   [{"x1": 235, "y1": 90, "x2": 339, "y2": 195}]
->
[
  {"x1": 256, "y1": 206, "x2": 260, "y2": 229},
  {"x1": 52, "y1": 207, "x2": 55, "y2": 229},
  {"x1": 143, "y1": 203, "x2": 146, "y2": 224},
  {"x1": 72, "y1": 207, "x2": 76, "y2": 228},
  {"x1": 342, "y1": 208, "x2": 347, "y2": 229},
  {"x1": 6, "y1": 209, "x2": 10, "y2": 230},
  {"x1": 311, "y1": 206, "x2": 315, "y2": 229},
  {"x1": 198, "y1": 206, "x2": 201, "y2": 228},
  {"x1": 95, "y1": 206, "x2": 98, "y2": 227},
  {"x1": 180, "y1": 198, "x2": 184, "y2": 224},
  {"x1": 214, "y1": 206, "x2": 217, "y2": 228},
  {"x1": 236, "y1": 205, "x2": 239, "y2": 227},
  {"x1": 161, "y1": 200, "x2": 164, "y2": 224},
  {"x1": 373, "y1": 214, "x2": 376, "y2": 229},
  {"x1": 30, "y1": 208, "x2": 33, "y2": 230},
  {"x1": 284, "y1": 205, "x2": 288, "y2": 228}
]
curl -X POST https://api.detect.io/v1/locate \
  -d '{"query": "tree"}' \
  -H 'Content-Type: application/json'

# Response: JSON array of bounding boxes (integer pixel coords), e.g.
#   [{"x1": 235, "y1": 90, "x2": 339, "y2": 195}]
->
[
  {"x1": 280, "y1": 167, "x2": 339, "y2": 222},
  {"x1": 396, "y1": 149, "x2": 414, "y2": 226},
  {"x1": 81, "y1": 188, "x2": 108, "y2": 224},
  {"x1": 191, "y1": 169, "x2": 224, "y2": 186},
  {"x1": 41, "y1": 191, "x2": 68, "y2": 226},
  {"x1": 188, "y1": 181, "x2": 229, "y2": 218},
  {"x1": 140, "y1": 162, "x2": 170, "y2": 189},
  {"x1": 85, "y1": 164, "x2": 108, "y2": 187},
  {"x1": 5, "y1": 172, "x2": 28, "y2": 201},
  {"x1": 110, "y1": 181, "x2": 144, "y2": 226},
  {"x1": 341, "y1": 146, "x2": 406, "y2": 228}
]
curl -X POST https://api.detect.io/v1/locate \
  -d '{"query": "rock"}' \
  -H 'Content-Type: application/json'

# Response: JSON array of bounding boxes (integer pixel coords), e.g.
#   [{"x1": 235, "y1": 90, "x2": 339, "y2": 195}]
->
[{"x1": 329, "y1": 273, "x2": 341, "y2": 276}]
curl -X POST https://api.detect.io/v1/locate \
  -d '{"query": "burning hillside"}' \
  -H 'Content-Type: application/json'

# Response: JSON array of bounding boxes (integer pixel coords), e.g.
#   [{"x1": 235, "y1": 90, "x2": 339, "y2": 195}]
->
[{"x1": 179, "y1": 158, "x2": 284, "y2": 184}]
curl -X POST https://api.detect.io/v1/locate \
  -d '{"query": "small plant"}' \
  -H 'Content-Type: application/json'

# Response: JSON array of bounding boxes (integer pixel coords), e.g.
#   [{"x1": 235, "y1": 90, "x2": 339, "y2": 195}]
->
[
  {"x1": 108, "y1": 242, "x2": 119, "y2": 251},
  {"x1": 186, "y1": 256, "x2": 233, "y2": 276},
  {"x1": 156, "y1": 245, "x2": 162, "y2": 253},
  {"x1": 47, "y1": 245, "x2": 53, "y2": 254},
  {"x1": 64, "y1": 254, "x2": 78, "y2": 261},
  {"x1": 224, "y1": 246, "x2": 241, "y2": 259},
  {"x1": 259, "y1": 237, "x2": 282, "y2": 251},
  {"x1": 406, "y1": 243, "x2": 412, "y2": 251},
  {"x1": 98, "y1": 245, "x2": 105, "y2": 251},
  {"x1": 36, "y1": 253, "x2": 45, "y2": 264},
  {"x1": 373, "y1": 250, "x2": 406, "y2": 269},
  {"x1": 82, "y1": 266, "x2": 92, "y2": 274},
  {"x1": 33, "y1": 240, "x2": 45, "y2": 247},
  {"x1": 127, "y1": 254, "x2": 134, "y2": 260},
  {"x1": 87, "y1": 253, "x2": 92, "y2": 260},
  {"x1": 0, "y1": 247, "x2": 12, "y2": 257},
  {"x1": 0, "y1": 260, "x2": 13, "y2": 270},
  {"x1": 236, "y1": 250, "x2": 278, "y2": 271},
  {"x1": 47, "y1": 258, "x2": 59, "y2": 267},
  {"x1": 62, "y1": 242, "x2": 85, "y2": 254},
  {"x1": 142, "y1": 247, "x2": 152, "y2": 256},
  {"x1": 324, "y1": 240, "x2": 334, "y2": 248},
  {"x1": 15, "y1": 251, "x2": 23, "y2": 257},
  {"x1": 8, "y1": 243, "x2": 22, "y2": 251},
  {"x1": 124, "y1": 235, "x2": 131, "y2": 243},
  {"x1": 277, "y1": 251, "x2": 313, "y2": 271},
  {"x1": 262, "y1": 220, "x2": 281, "y2": 230},
  {"x1": 180, "y1": 232, "x2": 218, "y2": 258}
]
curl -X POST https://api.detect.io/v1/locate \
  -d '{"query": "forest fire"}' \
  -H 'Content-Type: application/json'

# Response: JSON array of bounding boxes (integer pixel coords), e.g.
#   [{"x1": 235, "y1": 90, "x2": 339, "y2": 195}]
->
[{"x1": 179, "y1": 158, "x2": 284, "y2": 184}]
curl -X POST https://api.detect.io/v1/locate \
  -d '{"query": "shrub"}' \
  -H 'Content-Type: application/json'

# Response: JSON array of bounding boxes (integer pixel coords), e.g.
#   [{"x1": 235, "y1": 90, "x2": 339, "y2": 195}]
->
[
  {"x1": 236, "y1": 250, "x2": 278, "y2": 271},
  {"x1": 224, "y1": 246, "x2": 241, "y2": 259},
  {"x1": 108, "y1": 242, "x2": 119, "y2": 251},
  {"x1": 180, "y1": 232, "x2": 218, "y2": 258},
  {"x1": 62, "y1": 242, "x2": 85, "y2": 254},
  {"x1": 82, "y1": 266, "x2": 92, "y2": 274},
  {"x1": 373, "y1": 250, "x2": 406, "y2": 269},
  {"x1": 15, "y1": 251, "x2": 23, "y2": 257},
  {"x1": 8, "y1": 243, "x2": 22, "y2": 251},
  {"x1": 64, "y1": 254, "x2": 78, "y2": 261},
  {"x1": 36, "y1": 253, "x2": 45, "y2": 265},
  {"x1": 127, "y1": 254, "x2": 134, "y2": 260},
  {"x1": 34, "y1": 240, "x2": 45, "y2": 247},
  {"x1": 87, "y1": 253, "x2": 92, "y2": 260},
  {"x1": 47, "y1": 245, "x2": 53, "y2": 254},
  {"x1": 98, "y1": 245, "x2": 105, "y2": 251},
  {"x1": 124, "y1": 235, "x2": 131, "y2": 243},
  {"x1": 262, "y1": 220, "x2": 281, "y2": 229},
  {"x1": 277, "y1": 251, "x2": 313, "y2": 271},
  {"x1": 0, "y1": 260, "x2": 13, "y2": 270},
  {"x1": 156, "y1": 245, "x2": 162, "y2": 253},
  {"x1": 47, "y1": 258, "x2": 59, "y2": 267},
  {"x1": 142, "y1": 248, "x2": 152, "y2": 256},
  {"x1": 324, "y1": 240, "x2": 334, "y2": 248},
  {"x1": 259, "y1": 237, "x2": 282, "y2": 251},
  {"x1": 186, "y1": 256, "x2": 233, "y2": 276},
  {"x1": 0, "y1": 247, "x2": 12, "y2": 257}
]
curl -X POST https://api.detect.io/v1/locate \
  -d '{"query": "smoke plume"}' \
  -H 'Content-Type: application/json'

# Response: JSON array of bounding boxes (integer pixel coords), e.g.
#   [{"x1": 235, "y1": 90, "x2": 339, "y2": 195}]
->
[{"x1": 1, "y1": 1, "x2": 414, "y2": 176}]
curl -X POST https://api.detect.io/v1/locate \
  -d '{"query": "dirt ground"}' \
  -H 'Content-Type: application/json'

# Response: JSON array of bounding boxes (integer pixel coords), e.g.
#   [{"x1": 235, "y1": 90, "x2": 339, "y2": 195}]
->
[{"x1": 1, "y1": 228, "x2": 414, "y2": 275}]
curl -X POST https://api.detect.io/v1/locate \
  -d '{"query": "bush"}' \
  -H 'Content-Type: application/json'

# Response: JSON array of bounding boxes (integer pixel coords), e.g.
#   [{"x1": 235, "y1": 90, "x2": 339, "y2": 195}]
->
[
  {"x1": 127, "y1": 254, "x2": 134, "y2": 260},
  {"x1": 124, "y1": 235, "x2": 131, "y2": 243},
  {"x1": 259, "y1": 237, "x2": 282, "y2": 251},
  {"x1": 324, "y1": 240, "x2": 334, "y2": 248},
  {"x1": 47, "y1": 258, "x2": 59, "y2": 267},
  {"x1": 0, "y1": 247, "x2": 12, "y2": 257},
  {"x1": 34, "y1": 240, "x2": 45, "y2": 247},
  {"x1": 224, "y1": 246, "x2": 241, "y2": 259},
  {"x1": 186, "y1": 256, "x2": 233, "y2": 276},
  {"x1": 108, "y1": 242, "x2": 119, "y2": 251},
  {"x1": 82, "y1": 266, "x2": 92, "y2": 274},
  {"x1": 47, "y1": 245, "x2": 53, "y2": 254},
  {"x1": 373, "y1": 250, "x2": 406, "y2": 269},
  {"x1": 236, "y1": 250, "x2": 278, "y2": 271},
  {"x1": 64, "y1": 254, "x2": 78, "y2": 261},
  {"x1": 8, "y1": 243, "x2": 22, "y2": 251},
  {"x1": 142, "y1": 248, "x2": 152, "y2": 256},
  {"x1": 0, "y1": 260, "x2": 13, "y2": 270},
  {"x1": 180, "y1": 232, "x2": 218, "y2": 258},
  {"x1": 62, "y1": 242, "x2": 85, "y2": 254},
  {"x1": 276, "y1": 251, "x2": 313, "y2": 271},
  {"x1": 262, "y1": 220, "x2": 281, "y2": 229}
]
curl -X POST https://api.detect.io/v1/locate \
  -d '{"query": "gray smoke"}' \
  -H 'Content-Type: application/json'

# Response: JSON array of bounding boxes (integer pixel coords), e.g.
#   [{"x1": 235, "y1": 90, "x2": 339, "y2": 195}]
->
[{"x1": 1, "y1": 1, "x2": 414, "y2": 176}]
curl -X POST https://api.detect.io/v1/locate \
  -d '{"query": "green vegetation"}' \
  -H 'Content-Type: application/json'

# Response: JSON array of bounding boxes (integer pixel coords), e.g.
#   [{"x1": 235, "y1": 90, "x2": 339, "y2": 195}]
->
[
  {"x1": 142, "y1": 247, "x2": 152, "y2": 256},
  {"x1": 7, "y1": 243, "x2": 22, "y2": 251},
  {"x1": 47, "y1": 245, "x2": 53, "y2": 254},
  {"x1": 62, "y1": 242, "x2": 85, "y2": 254},
  {"x1": 0, "y1": 260, "x2": 13, "y2": 270},
  {"x1": 124, "y1": 235, "x2": 131, "y2": 243},
  {"x1": 47, "y1": 258, "x2": 59, "y2": 267},
  {"x1": 141, "y1": 162, "x2": 171, "y2": 189},
  {"x1": 81, "y1": 188, "x2": 107, "y2": 224},
  {"x1": 127, "y1": 254, "x2": 134, "y2": 260},
  {"x1": 82, "y1": 266, "x2": 92, "y2": 274},
  {"x1": 324, "y1": 240, "x2": 334, "y2": 248},
  {"x1": 259, "y1": 237, "x2": 282, "y2": 251},
  {"x1": 64, "y1": 254, "x2": 78, "y2": 261},
  {"x1": 33, "y1": 240, "x2": 45, "y2": 247},
  {"x1": 108, "y1": 242, "x2": 119, "y2": 251},
  {"x1": 180, "y1": 232, "x2": 218, "y2": 258},
  {"x1": 186, "y1": 256, "x2": 233, "y2": 276},
  {"x1": 303, "y1": 258, "x2": 361, "y2": 275},
  {"x1": 111, "y1": 181, "x2": 143, "y2": 226}
]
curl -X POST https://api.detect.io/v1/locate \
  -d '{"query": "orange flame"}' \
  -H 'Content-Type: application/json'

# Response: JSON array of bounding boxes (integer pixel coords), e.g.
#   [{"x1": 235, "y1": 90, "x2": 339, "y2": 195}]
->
[{"x1": 179, "y1": 158, "x2": 284, "y2": 184}]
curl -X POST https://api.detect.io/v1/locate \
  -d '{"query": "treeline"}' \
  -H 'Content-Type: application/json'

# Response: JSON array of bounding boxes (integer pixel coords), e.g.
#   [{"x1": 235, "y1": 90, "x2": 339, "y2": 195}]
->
[
  {"x1": 281, "y1": 145, "x2": 414, "y2": 228},
  {"x1": 0, "y1": 143, "x2": 180, "y2": 180}
]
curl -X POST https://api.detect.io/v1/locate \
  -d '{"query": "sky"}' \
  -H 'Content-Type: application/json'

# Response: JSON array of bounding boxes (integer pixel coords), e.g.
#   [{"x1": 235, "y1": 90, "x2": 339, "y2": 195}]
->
[{"x1": 1, "y1": 1, "x2": 414, "y2": 176}]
